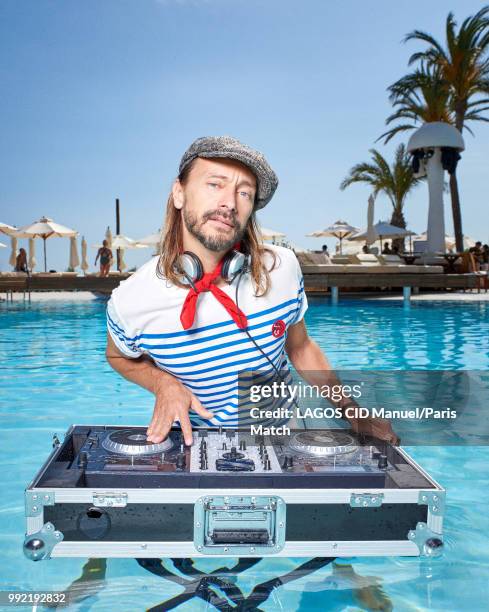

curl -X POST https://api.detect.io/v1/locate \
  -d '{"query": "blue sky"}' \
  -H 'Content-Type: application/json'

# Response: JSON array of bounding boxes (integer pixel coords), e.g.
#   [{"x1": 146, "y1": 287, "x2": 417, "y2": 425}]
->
[{"x1": 1, "y1": 0, "x2": 487, "y2": 271}]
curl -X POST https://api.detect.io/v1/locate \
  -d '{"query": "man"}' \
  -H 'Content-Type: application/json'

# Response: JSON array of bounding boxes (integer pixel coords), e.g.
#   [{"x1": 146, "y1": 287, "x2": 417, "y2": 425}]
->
[{"x1": 106, "y1": 136, "x2": 398, "y2": 446}]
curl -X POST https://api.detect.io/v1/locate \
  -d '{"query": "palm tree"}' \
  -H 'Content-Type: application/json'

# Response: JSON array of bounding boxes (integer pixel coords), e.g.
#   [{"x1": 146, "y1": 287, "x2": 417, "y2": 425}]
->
[
  {"x1": 379, "y1": 65, "x2": 454, "y2": 143},
  {"x1": 388, "y1": 7, "x2": 489, "y2": 251},
  {"x1": 340, "y1": 144, "x2": 421, "y2": 249}
]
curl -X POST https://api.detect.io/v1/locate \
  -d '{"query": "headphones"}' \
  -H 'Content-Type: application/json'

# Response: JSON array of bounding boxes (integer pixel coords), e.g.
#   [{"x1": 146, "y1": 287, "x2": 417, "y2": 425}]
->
[{"x1": 175, "y1": 249, "x2": 249, "y2": 287}]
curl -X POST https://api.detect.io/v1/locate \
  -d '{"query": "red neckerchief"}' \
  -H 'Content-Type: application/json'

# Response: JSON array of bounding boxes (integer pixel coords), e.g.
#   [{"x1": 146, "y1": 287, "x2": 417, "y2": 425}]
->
[{"x1": 180, "y1": 259, "x2": 248, "y2": 330}]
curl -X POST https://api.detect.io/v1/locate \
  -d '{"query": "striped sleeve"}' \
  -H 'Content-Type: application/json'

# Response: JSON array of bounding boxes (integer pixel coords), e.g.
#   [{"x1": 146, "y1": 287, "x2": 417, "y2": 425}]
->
[
  {"x1": 106, "y1": 297, "x2": 143, "y2": 359},
  {"x1": 291, "y1": 252, "x2": 308, "y2": 325}
]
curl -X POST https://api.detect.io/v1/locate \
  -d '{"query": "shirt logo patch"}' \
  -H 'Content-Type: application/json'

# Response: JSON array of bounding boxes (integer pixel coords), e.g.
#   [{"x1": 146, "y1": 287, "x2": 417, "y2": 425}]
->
[{"x1": 271, "y1": 319, "x2": 286, "y2": 338}]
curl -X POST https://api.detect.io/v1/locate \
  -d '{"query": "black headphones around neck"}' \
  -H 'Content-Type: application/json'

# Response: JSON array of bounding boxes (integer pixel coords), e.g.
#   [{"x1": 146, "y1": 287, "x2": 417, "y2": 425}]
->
[{"x1": 174, "y1": 249, "x2": 250, "y2": 287}]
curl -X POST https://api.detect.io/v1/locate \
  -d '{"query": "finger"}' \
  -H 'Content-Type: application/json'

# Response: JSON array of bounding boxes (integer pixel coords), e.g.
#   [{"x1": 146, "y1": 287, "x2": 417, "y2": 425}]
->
[
  {"x1": 147, "y1": 398, "x2": 162, "y2": 436},
  {"x1": 178, "y1": 411, "x2": 194, "y2": 446},
  {"x1": 190, "y1": 394, "x2": 213, "y2": 420},
  {"x1": 147, "y1": 414, "x2": 157, "y2": 437},
  {"x1": 147, "y1": 415, "x2": 173, "y2": 444}
]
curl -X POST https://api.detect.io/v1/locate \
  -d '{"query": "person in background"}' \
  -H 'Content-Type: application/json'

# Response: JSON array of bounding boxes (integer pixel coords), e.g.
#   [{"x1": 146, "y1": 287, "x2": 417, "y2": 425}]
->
[
  {"x1": 362, "y1": 244, "x2": 370, "y2": 254},
  {"x1": 14, "y1": 247, "x2": 28, "y2": 273},
  {"x1": 474, "y1": 241, "x2": 483, "y2": 264},
  {"x1": 481, "y1": 244, "x2": 489, "y2": 271},
  {"x1": 392, "y1": 244, "x2": 400, "y2": 255},
  {"x1": 95, "y1": 240, "x2": 113, "y2": 277},
  {"x1": 321, "y1": 244, "x2": 329, "y2": 256},
  {"x1": 382, "y1": 242, "x2": 392, "y2": 255}
]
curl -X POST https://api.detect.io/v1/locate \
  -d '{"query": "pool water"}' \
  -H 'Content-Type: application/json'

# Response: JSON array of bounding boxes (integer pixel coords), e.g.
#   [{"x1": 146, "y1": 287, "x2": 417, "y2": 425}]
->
[{"x1": 1, "y1": 296, "x2": 488, "y2": 611}]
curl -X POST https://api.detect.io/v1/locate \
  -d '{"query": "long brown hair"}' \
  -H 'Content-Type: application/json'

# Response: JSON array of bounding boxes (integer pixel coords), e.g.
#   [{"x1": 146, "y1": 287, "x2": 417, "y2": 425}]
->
[{"x1": 156, "y1": 159, "x2": 277, "y2": 296}]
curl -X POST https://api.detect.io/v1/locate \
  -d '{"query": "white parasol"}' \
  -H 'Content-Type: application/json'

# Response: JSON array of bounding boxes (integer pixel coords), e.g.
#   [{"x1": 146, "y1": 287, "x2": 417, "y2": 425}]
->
[
  {"x1": 0, "y1": 222, "x2": 18, "y2": 236},
  {"x1": 28, "y1": 238, "x2": 37, "y2": 271},
  {"x1": 366, "y1": 195, "x2": 376, "y2": 246},
  {"x1": 9, "y1": 236, "x2": 18, "y2": 268},
  {"x1": 119, "y1": 249, "x2": 127, "y2": 271},
  {"x1": 81, "y1": 237, "x2": 89, "y2": 274},
  {"x1": 306, "y1": 220, "x2": 358, "y2": 254},
  {"x1": 105, "y1": 226, "x2": 113, "y2": 249},
  {"x1": 412, "y1": 232, "x2": 475, "y2": 252},
  {"x1": 138, "y1": 230, "x2": 162, "y2": 246},
  {"x1": 110, "y1": 234, "x2": 148, "y2": 250},
  {"x1": 69, "y1": 236, "x2": 80, "y2": 270},
  {"x1": 13, "y1": 216, "x2": 77, "y2": 272},
  {"x1": 349, "y1": 221, "x2": 416, "y2": 251},
  {"x1": 259, "y1": 226, "x2": 287, "y2": 242}
]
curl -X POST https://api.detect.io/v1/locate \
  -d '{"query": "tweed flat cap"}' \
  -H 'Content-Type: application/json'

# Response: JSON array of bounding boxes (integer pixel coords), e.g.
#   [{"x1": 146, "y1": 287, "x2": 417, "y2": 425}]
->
[{"x1": 179, "y1": 136, "x2": 278, "y2": 209}]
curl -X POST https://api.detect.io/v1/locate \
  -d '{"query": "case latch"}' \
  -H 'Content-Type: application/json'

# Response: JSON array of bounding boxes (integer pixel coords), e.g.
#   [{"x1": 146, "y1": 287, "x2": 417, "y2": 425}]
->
[
  {"x1": 92, "y1": 493, "x2": 128, "y2": 507},
  {"x1": 350, "y1": 493, "x2": 384, "y2": 508},
  {"x1": 194, "y1": 495, "x2": 286, "y2": 555}
]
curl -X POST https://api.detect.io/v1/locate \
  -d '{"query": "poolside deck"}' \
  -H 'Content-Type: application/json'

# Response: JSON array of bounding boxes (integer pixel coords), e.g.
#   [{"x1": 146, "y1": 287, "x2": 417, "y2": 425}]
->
[
  {"x1": 300, "y1": 265, "x2": 481, "y2": 293},
  {"x1": 0, "y1": 267, "x2": 483, "y2": 300},
  {"x1": 0, "y1": 274, "x2": 131, "y2": 298}
]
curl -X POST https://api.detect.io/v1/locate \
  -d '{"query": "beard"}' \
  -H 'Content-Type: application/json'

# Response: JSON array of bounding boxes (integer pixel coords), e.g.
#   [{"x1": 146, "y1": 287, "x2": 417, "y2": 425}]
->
[{"x1": 183, "y1": 206, "x2": 246, "y2": 252}]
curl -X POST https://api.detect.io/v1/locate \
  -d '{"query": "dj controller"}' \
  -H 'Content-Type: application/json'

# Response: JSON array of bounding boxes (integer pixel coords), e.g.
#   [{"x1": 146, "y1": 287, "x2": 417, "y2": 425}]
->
[
  {"x1": 59, "y1": 425, "x2": 395, "y2": 489},
  {"x1": 25, "y1": 424, "x2": 445, "y2": 560}
]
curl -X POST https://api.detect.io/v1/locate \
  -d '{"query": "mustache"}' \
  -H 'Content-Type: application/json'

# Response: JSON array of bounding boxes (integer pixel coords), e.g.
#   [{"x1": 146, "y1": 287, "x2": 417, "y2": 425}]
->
[{"x1": 202, "y1": 209, "x2": 240, "y2": 229}]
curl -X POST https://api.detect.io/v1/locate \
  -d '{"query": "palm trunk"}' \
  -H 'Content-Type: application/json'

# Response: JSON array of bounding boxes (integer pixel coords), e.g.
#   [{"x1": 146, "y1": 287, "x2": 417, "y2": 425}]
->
[
  {"x1": 451, "y1": 111, "x2": 465, "y2": 253},
  {"x1": 449, "y1": 172, "x2": 463, "y2": 252},
  {"x1": 390, "y1": 206, "x2": 406, "y2": 252}
]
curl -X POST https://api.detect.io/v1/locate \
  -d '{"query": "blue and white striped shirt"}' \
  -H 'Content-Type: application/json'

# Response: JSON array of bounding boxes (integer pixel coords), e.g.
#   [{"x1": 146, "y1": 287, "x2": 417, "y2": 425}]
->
[{"x1": 106, "y1": 245, "x2": 307, "y2": 426}]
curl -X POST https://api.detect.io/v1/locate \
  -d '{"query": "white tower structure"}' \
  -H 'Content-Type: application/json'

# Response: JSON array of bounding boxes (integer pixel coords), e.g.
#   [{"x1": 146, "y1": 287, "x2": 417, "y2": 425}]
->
[{"x1": 407, "y1": 122, "x2": 464, "y2": 253}]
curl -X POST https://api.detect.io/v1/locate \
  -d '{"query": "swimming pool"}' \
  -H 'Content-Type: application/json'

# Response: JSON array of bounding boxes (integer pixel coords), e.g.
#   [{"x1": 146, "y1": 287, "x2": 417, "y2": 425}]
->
[{"x1": 1, "y1": 296, "x2": 488, "y2": 610}]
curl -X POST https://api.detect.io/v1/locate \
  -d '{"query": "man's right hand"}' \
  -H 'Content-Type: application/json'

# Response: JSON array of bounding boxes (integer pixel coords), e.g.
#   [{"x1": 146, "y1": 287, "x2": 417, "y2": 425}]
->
[{"x1": 146, "y1": 376, "x2": 214, "y2": 446}]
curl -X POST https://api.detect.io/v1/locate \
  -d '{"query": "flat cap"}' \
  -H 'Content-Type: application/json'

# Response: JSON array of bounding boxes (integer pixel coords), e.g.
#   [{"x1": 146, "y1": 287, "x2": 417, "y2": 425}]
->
[{"x1": 179, "y1": 136, "x2": 278, "y2": 210}]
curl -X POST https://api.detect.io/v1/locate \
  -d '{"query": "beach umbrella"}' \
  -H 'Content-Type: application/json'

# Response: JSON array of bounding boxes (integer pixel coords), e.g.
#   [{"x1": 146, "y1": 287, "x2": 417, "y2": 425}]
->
[
  {"x1": 412, "y1": 232, "x2": 475, "y2": 252},
  {"x1": 366, "y1": 195, "x2": 376, "y2": 246},
  {"x1": 9, "y1": 236, "x2": 17, "y2": 268},
  {"x1": 0, "y1": 222, "x2": 18, "y2": 236},
  {"x1": 349, "y1": 221, "x2": 415, "y2": 250},
  {"x1": 13, "y1": 216, "x2": 77, "y2": 272},
  {"x1": 446, "y1": 235, "x2": 475, "y2": 251},
  {"x1": 81, "y1": 237, "x2": 89, "y2": 274},
  {"x1": 138, "y1": 230, "x2": 162, "y2": 246},
  {"x1": 69, "y1": 236, "x2": 80, "y2": 270},
  {"x1": 259, "y1": 226, "x2": 287, "y2": 242},
  {"x1": 111, "y1": 234, "x2": 147, "y2": 249},
  {"x1": 119, "y1": 249, "x2": 127, "y2": 271},
  {"x1": 306, "y1": 220, "x2": 358, "y2": 254},
  {"x1": 105, "y1": 226, "x2": 113, "y2": 248},
  {"x1": 28, "y1": 238, "x2": 37, "y2": 271},
  {"x1": 287, "y1": 242, "x2": 308, "y2": 253}
]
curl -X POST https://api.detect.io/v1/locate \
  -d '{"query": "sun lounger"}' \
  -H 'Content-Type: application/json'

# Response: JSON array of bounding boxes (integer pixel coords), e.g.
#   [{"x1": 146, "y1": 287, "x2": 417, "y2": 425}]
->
[
  {"x1": 296, "y1": 252, "x2": 334, "y2": 266},
  {"x1": 377, "y1": 254, "x2": 403, "y2": 265},
  {"x1": 330, "y1": 256, "x2": 350, "y2": 264},
  {"x1": 347, "y1": 254, "x2": 380, "y2": 265}
]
